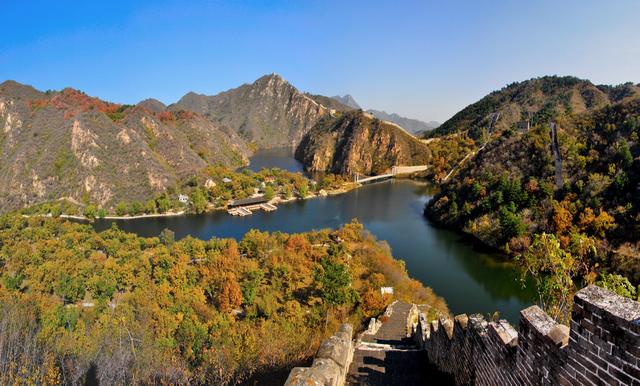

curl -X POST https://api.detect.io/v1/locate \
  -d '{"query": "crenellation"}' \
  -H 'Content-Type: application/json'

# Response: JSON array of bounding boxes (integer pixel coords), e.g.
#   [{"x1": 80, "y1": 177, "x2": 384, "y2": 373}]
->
[
  {"x1": 416, "y1": 285, "x2": 640, "y2": 385},
  {"x1": 455, "y1": 313, "x2": 469, "y2": 329}
]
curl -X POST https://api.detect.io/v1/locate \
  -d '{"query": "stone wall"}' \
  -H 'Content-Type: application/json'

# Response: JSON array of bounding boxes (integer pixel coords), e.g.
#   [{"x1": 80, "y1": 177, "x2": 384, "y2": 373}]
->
[
  {"x1": 284, "y1": 323, "x2": 354, "y2": 386},
  {"x1": 414, "y1": 285, "x2": 640, "y2": 385}
]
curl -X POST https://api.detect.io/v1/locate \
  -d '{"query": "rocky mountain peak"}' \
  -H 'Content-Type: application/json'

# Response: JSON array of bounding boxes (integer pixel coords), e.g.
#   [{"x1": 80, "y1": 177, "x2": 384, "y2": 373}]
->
[
  {"x1": 137, "y1": 98, "x2": 167, "y2": 113},
  {"x1": 332, "y1": 94, "x2": 361, "y2": 109},
  {"x1": 0, "y1": 80, "x2": 43, "y2": 99},
  {"x1": 172, "y1": 73, "x2": 329, "y2": 148}
]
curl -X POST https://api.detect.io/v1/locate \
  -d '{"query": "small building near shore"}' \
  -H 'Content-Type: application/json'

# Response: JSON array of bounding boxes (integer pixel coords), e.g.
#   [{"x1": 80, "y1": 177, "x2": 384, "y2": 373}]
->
[
  {"x1": 178, "y1": 194, "x2": 189, "y2": 204},
  {"x1": 228, "y1": 196, "x2": 269, "y2": 208},
  {"x1": 205, "y1": 179, "x2": 217, "y2": 189}
]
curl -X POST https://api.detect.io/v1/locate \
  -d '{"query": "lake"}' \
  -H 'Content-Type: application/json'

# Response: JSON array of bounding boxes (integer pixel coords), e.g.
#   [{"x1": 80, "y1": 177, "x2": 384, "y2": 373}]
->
[{"x1": 94, "y1": 148, "x2": 535, "y2": 322}]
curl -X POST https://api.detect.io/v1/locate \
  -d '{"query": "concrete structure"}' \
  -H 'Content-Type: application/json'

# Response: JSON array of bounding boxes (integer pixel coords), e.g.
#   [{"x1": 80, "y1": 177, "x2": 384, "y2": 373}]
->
[
  {"x1": 354, "y1": 165, "x2": 430, "y2": 184},
  {"x1": 391, "y1": 165, "x2": 430, "y2": 175}
]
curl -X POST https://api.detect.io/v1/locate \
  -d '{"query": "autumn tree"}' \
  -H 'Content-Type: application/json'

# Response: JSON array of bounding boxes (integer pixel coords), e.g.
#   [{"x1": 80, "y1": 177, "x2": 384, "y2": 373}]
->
[
  {"x1": 518, "y1": 233, "x2": 581, "y2": 323},
  {"x1": 216, "y1": 273, "x2": 243, "y2": 312},
  {"x1": 190, "y1": 188, "x2": 208, "y2": 214}
]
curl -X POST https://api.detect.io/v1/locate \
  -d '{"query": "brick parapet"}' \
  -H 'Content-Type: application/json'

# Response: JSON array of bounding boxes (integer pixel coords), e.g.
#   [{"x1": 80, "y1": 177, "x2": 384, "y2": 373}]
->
[{"x1": 415, "y1": 285, "x2": 640, "y2": 385}]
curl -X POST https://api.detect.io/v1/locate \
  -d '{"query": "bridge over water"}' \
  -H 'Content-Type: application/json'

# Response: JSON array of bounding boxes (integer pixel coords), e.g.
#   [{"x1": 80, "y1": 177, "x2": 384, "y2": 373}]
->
[{"x1": 354, "y1": 165, "x2": 429, "y2": 184}]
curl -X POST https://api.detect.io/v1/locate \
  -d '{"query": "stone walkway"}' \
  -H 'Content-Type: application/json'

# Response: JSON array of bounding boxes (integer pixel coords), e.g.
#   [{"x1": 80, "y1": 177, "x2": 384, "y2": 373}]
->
[{"x1": 346, "y1": 301, "x2": 455, "y2": 385}]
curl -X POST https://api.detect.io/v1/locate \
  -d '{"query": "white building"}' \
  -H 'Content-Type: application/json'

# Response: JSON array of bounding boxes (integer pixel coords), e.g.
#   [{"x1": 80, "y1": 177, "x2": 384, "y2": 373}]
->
[
  {"x1": 204, "y1": 179, "x2": 217, "y2": 189},
  {"x1": 178, "y1": 194, "x2": 189, "y2": 204}
]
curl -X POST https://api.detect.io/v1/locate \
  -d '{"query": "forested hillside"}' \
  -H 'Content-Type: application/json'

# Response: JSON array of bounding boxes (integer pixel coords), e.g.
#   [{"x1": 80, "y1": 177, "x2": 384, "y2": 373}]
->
[
  {"x1": 428, "y1": 76, "x2": 640, "y2": 139},
  {"x1": 0, "y1": 216, "x2": 447, "y2": 385},
  {"x1": 426, "y1": 90, "x2": 640, "y2": 319}
]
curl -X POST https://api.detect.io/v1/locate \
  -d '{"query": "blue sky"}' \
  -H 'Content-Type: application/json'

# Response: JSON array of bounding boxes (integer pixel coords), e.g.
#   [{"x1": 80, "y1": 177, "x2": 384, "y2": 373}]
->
[{"x1": 1, "y1": 1, "x2": 639, "y2": 122}]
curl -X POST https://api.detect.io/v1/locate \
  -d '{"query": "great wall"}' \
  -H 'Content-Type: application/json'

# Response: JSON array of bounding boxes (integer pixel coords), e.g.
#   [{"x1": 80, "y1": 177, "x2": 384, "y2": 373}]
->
[{"x1": 285, "y1": 285, "x2": 640, "y2": 385}]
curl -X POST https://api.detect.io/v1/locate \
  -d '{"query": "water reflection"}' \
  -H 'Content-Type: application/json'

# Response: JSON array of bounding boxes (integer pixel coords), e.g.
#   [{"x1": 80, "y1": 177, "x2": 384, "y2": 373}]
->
[{"x1": 239, "y1": 147, "x2": 305, "y2": 174}]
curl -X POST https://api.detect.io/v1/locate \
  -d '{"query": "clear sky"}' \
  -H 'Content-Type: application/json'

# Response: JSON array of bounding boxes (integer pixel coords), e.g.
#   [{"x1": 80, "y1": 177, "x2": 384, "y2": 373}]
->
[{"x1": 2, "y1": 0, "x2": 639, "y2": 122}]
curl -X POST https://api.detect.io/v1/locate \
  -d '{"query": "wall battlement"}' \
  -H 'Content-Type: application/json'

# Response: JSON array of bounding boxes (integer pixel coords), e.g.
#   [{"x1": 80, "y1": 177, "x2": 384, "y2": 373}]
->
[
  {"x1": 284, "y1": 323, "x2": 354, "y2": 386},
  {"x1": 415, "y1": 285, "x2": 640, "y2": 385}
]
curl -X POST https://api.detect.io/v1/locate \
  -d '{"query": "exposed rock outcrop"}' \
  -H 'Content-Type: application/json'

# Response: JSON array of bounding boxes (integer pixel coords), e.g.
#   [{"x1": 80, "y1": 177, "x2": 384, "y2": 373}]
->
[{"x1": 296, "y1": 111, "x2": 431, "y2": 176}]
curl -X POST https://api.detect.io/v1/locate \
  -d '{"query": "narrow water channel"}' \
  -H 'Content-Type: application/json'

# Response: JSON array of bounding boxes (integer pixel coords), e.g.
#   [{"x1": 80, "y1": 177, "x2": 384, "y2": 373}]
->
[{"x1": 94, "y1": 148, "x2": 535, "y2": 322}]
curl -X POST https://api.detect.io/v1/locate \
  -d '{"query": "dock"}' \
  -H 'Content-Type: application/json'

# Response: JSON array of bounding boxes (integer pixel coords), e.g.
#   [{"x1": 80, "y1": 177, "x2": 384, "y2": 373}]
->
[
  {"x1": 260, "y1": 203, "x2": 277, "y2": 211},
  {"x1": 227, "y1": 202, "x2": 277, "y2": 216},
  {"x1": 227, "y1": 207, "x2": 253, "y2": 216}
]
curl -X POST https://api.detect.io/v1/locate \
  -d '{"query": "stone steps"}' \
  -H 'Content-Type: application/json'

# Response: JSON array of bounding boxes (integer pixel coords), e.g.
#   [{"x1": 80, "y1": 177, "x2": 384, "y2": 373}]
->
[{"x1": 346, "y1": 301, "x2": 455, "y2": 385}]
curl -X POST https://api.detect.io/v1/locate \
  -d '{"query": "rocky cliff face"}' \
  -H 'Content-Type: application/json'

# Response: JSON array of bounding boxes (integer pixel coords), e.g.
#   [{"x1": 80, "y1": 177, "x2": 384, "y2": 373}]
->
[
  {"x1": 0, "y1": 81, "x2": 250, "y2": 212},
  {"x1": 295, "y1": 111, "x2": 431, "y2": 175},
  {"x1": 173, "y1": 73, "x2": 331, "y2": 148}
]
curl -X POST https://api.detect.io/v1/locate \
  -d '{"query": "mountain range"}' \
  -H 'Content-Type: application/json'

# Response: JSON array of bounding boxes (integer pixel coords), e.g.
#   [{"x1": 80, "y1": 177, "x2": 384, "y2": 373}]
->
[
  {"x1": 0, "y1": 74, "x2": 428, "y2": 212},
  {"x1": 366, "y1": 110, "x2": 439, "y2": 134},
  {"x1": 331, "y1": 94, "x2": 361, "y2": 109},
  {"x1": 2, "y1": 73, "x2": 638, "y2": 218}
]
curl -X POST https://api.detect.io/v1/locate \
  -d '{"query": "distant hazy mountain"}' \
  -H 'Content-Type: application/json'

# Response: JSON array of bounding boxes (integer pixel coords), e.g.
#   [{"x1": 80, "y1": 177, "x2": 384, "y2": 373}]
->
[
  {"x1": 331, "y1": 95, "x2": 438, "y2": 134},
  {"x1": 367, "y1": 109, "x2": 439, "y2": 134},
  {"x1": 332, "y1": 94, "x2": 361, "y2": 109},
  {"x1": 305, "y1": 93, "x2": 354, "y2": 112},
  {"x1": 174, "y1": 74, "x2": 333, "y2": 148}
]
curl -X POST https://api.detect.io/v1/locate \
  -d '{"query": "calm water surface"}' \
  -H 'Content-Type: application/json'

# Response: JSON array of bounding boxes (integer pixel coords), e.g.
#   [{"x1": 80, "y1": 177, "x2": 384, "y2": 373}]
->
[
  {"x1": 239, "y1": 147, "x2": 305, "y2": 173},
  {"x1": 95, "y1": 149, "x2": 535, "y2": 322}
]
